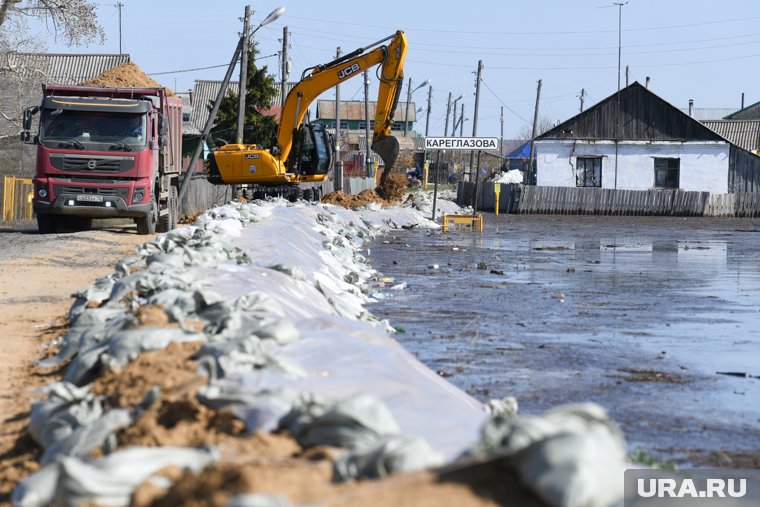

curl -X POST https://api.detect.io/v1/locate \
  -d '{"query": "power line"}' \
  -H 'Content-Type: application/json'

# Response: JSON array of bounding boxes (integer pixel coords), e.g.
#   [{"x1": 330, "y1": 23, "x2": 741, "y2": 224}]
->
[
  {"x1": 147, "y1": 53, "x2": 277, "y2": 76},
  {"x1": 480, "y1": 80, "x2": 532, "y2": 126},
  {"x1": 281, "y1": 13, "x2": 760, "y2": 36}
]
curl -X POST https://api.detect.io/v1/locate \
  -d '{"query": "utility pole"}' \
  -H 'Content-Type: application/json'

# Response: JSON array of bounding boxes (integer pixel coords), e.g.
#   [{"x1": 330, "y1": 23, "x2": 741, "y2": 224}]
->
[
  {"x1": 179, "y1": 38, "x2": 244, "y2": 203},
  {"x1": 458, "y1": 103, "x2": 465, "y2": 136},
  {"x1": 431, "y1": 92, "x2": 453, "y2": 222},
  {"x1": 468, "y1": 60, "x2": 483, "y2": 181},
  {"x1": 280, "y1": 27, "x2": 289, "y2": 110},
  {"x1": 579, "y1": 88, "x2": 586, "y2": 113},
  {"x1": 403, "y1": 77, "x2": 412, "y2": 137},
  {"x1": 334, "y1": 47, "x2": 342, "y2": 189},
  {"x1": 424, "y1": 85, "x2": 432, "y2": 137},
  {"x1": 116, "y1": 2, "x2": 124, "y2": 54},
  {"x1": 527, "y1": 79, "x2": 542, "y2": 185},
  {"x1": 625, "y1": 64, "x2": 629, "y2": 87},
  {"x1": 614, "y1": 1, "x2": 627, "y2": 190},
  {"x1": 363, "y1": 69, "x2": 371, "y2": 177},
  {"x1": 236, "y1": 5, "x2": 251, "y2": 145},
  {"x1": 500, "y1": 106, "x2": 504, "y2": 156}
]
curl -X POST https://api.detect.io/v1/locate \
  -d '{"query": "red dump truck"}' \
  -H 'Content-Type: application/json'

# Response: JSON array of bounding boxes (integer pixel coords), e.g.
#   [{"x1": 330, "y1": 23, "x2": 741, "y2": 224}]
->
[{"x1": 20, "y1": 85, "x2": 183, "y2": 234}]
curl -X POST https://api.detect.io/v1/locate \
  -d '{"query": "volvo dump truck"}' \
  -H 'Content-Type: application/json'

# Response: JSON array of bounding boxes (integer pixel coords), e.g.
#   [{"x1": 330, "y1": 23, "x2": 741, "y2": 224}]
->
[
  {"x1": 20, "y1": 85, "x2": 183, "y2": 235},
  {"x1": 206, "y1": 30, "x2": 407, "y2": 200}
]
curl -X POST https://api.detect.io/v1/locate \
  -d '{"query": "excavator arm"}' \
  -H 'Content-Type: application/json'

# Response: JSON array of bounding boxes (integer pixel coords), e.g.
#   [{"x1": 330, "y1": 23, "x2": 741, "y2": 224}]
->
[
  {"x1": 206, "y1": 31, "x2": 407, "y2": 190},
  {"x1": 277, "y1": 30, "x2": 407, "y2": 176}
]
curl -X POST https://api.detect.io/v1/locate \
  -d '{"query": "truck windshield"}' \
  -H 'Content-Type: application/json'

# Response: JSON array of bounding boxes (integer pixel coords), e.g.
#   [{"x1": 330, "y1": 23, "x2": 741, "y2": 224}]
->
[{"x1": 39, "y1": 110, "x2": 147, "y2": 150}]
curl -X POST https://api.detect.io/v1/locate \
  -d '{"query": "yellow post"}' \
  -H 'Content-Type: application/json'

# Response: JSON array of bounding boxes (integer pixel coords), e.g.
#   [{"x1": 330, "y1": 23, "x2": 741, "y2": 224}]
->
[
  {"x1": 494, "y1": 183, "x2": 501, "y2": 216},
  {"x1": 26, "y1": 191, "x2": 34, "y2": 220},
  {"x1": 423, "y1": 161, "x2": 429, "y2": 190}
]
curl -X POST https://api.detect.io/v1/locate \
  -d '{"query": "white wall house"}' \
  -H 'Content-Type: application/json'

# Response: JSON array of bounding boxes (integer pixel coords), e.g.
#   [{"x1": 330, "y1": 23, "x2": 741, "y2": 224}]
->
[
  {"x1": 532, "y1": 82, "x2": 749, "y2": 196},
  {"x1": 535, "y1": 139, "x2": 729, "y2": 194}
]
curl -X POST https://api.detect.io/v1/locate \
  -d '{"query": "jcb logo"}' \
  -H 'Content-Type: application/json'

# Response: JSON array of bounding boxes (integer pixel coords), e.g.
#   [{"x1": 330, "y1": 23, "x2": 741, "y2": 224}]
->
[{"x1": 338, "y1": 63, "x2": 360, "y2": 80}]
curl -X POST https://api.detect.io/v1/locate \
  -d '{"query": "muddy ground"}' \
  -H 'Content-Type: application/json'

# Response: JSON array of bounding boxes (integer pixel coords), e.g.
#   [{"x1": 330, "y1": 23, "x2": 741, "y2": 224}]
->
[
  {"x1": 368, "y1": 215, "x2": 760, "y2": 468},
  {"x1": 0, "y1": 219, "x2": 152, "y2": 502}
]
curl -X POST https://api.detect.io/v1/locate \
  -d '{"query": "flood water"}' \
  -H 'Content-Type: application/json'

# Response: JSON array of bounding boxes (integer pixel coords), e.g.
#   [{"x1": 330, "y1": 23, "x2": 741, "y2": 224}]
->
[{"x1": 367, "y1": 215, "x2": 760, "y2": 465}]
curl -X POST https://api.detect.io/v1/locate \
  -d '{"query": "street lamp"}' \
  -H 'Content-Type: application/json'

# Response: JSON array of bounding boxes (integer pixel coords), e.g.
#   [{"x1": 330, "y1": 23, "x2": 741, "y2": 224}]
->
[
  {"x1": 404, "y1": 78, "x2": 431, "y2": 137},
  {"x1": 255, "y1": 6, "x2": 285, "y2": 35}
]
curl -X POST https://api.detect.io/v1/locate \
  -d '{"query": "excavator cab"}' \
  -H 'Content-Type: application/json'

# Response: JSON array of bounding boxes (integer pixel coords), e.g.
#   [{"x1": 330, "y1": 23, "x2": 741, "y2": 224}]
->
[{"x1": 287, "y1": 124, "x2": 333, "y2": 176}]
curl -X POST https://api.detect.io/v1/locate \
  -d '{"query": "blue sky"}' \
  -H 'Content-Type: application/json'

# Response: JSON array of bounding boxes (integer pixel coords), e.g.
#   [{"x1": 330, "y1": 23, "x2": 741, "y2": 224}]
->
[{"x1": 41, "y1": 0, "x2": 760, "y2": 139}]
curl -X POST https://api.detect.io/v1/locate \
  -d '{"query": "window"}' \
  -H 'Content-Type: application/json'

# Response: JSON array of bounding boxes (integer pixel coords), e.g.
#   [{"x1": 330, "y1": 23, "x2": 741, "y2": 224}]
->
[
  {"x1": 654, "y1": 158, "x2": 679, "y2": 189},
  {"x1": 576, "y1": 157, "x2": 602, "y2": 187}
]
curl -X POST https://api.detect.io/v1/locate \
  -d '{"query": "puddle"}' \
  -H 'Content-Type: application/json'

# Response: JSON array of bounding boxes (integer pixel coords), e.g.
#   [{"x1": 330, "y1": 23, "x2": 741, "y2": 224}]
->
[{"x1": 368, "y1": 215, "x2": 760, "y2": 461}]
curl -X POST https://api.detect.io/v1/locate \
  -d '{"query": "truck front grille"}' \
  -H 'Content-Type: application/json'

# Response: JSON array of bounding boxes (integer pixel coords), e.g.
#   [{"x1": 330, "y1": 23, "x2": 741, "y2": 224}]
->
[
  {"x1": 53, "y1": 185, "x2": 129, "y2": 200},
  {"x1": 50, "y1": 154, "x2": 134, "y2": 174}
]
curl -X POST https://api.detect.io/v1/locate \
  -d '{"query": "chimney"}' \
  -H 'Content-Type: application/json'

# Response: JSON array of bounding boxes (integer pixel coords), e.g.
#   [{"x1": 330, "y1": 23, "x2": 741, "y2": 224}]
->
[
  {"x1": 742, "y1": 92, "x2": 745, "y2": 109},
  {"x1": 645, "y1": 76, "x2": 650, "y2": 89},
  {"x1": 688, "y1": 99, "x2": 694, "y2": 117}
]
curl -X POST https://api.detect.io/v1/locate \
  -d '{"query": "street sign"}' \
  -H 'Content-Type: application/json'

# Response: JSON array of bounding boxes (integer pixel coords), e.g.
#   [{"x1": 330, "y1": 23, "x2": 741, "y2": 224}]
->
[{"x1": 424, "y1": 137, "x2": 499, "y2": 150}]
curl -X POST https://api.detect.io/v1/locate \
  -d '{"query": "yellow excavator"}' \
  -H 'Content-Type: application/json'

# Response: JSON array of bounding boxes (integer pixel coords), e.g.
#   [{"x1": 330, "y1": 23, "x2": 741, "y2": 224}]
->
[{"x1": 206, "y1": 30, "x2": 408, "y2": 201}]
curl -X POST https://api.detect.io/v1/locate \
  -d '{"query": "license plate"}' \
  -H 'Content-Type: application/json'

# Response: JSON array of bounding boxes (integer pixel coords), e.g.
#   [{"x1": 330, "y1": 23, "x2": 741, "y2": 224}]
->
[{"x1": 76, "y1": 194, "x2": 104, "y2": 203}]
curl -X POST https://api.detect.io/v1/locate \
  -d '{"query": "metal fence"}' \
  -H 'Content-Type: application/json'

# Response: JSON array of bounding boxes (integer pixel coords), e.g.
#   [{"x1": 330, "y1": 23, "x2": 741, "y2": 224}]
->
[{"x1": 2, "y1": 176, "x2": 33, "y2": 221}]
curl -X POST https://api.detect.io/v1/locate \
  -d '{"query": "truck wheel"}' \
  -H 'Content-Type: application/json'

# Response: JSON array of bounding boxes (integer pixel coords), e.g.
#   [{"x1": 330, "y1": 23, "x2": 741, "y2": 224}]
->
[
  {"x1": 37, "y1": 214, "x2": 59, "y2": 234},
  {"x1": 158, "y1": 186, "x2": 178, "y2": 232},
  {"x1": 136, "y1": 194, "x2": 158, "y2": 235}
]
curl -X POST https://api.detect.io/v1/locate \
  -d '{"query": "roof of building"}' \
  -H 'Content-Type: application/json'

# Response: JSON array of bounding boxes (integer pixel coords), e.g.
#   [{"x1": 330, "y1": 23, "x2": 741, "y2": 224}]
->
[
  {"x1": 1, "y1": 52, "x2": 130, "y2": 84},
  {"x1": 702, "y1": 120, "x2": 760, "y2": 152},
  {"x1": 316, "y1": 100, "x2": 416, "y2": 122},
  {"x1": 189, "y1": 80, "x2": 297, "y2": 132},
  {"x1": 679, "y1": 108, "x2": 738, "y2": 122},
  {"x1": 723, "y1": 100, "x2": 760, "y2": 120},
  {"x1": 538, "y1": 82, "x2": 725, "y2": 143}
]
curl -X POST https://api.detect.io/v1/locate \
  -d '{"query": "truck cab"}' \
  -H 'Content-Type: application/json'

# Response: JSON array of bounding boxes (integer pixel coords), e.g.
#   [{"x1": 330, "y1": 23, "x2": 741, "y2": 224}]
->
[{"x1": 21, "y1": 85, "x2": 182, "y2": 234}]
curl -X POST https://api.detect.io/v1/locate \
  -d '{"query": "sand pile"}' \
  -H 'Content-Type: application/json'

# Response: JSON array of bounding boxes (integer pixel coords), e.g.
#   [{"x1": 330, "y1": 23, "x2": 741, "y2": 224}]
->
[
  {"x1": 321, "y1": 189, "x2": 390, "y2": 209},
  {"x1": 81, "y1": 62, "x2": 174, "y2": 95},
  {"x1": 322, "y1": 174, "x2": 408, "y2": 209}
]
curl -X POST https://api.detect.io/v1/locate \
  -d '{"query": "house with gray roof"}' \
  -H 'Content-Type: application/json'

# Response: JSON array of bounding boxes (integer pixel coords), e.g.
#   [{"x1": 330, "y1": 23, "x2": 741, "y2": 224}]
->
[{"x1": 534, "y1": 82, "x2": 760, "y2": 196}]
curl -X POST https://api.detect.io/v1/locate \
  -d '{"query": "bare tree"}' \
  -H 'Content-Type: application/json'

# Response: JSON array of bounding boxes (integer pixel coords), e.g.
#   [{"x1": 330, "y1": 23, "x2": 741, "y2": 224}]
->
[
  {"x1": 517, "y1": 116, "x2": 557, "y2": 142},
  {"x1": 0, "y1": 0, "x2": 104, "y2": 50}
]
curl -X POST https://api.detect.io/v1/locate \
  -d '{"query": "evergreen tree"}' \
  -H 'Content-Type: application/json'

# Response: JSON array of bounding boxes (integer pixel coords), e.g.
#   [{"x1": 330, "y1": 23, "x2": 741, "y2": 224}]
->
[{"x1": 211, "y1": 45, "x2": 279, "y2": 146}]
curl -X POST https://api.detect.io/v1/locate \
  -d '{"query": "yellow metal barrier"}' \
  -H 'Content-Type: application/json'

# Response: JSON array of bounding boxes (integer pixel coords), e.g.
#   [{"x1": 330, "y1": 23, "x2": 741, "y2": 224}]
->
[
  {"x1": 440, "y1": 213, "x2": 483, "y2": 233},
  {"x1": 2, "y1": 176, "x2": 34, "y2": 222}
]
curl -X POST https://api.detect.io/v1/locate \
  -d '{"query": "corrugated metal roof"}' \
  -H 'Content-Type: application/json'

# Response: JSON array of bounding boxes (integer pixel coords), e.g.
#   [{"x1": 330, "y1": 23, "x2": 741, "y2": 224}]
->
[
  {"x1": 316, "y1": 100, "x2": 416, "y2": 122},
  {"x1": 679, "y1": 108, "x2": 738, "y2": 122},
  {"x1": 0, "y1": 52, "x2": 130, "y2": 135},
  {"x1": 190, "y1": 80, "x2": 296, "y2": 132},
  {"x1": 702, "y1": 120, "x2": 760, "y2": 152},
  {"x1": 2, "y1": 52, "x2": 130, "y2": 85}
]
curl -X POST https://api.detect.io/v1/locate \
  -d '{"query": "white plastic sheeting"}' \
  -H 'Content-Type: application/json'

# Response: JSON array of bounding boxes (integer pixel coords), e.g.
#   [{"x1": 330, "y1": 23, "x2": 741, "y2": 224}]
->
[{"x1": 194, "y1": 201, "x2": 487, "y2": 461}]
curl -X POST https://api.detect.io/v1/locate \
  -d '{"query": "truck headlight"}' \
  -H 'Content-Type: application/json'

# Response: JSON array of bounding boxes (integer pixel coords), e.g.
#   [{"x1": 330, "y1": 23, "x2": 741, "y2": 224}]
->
[
  {"x1": 38, "y1": 188, "x2": 48, "y2": 198},
  {"x1": 132, "y1": 187, "x2": 145, "y2": 203}
]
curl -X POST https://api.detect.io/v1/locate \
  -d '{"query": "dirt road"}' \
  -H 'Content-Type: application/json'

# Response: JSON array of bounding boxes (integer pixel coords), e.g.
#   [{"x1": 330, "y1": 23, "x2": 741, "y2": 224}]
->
[{"x1": 0, "y1": 219, "x2": 151, "y2": 502}]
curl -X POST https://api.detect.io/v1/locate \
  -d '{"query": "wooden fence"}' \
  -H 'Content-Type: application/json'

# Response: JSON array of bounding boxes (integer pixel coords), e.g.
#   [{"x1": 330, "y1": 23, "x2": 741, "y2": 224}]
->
[
  {"x1": 2, "y1": 176, "x2": 34, "y2": 222},
  {"x1": 457, "y1": 182, "x2": 760, "y2": 217}
]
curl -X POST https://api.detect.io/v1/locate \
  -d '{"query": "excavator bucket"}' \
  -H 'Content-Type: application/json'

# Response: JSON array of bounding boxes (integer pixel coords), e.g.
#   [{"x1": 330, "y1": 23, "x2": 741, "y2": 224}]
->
[{"x1": 372, "y1": 135, "x2": 399, "y2": 188}]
